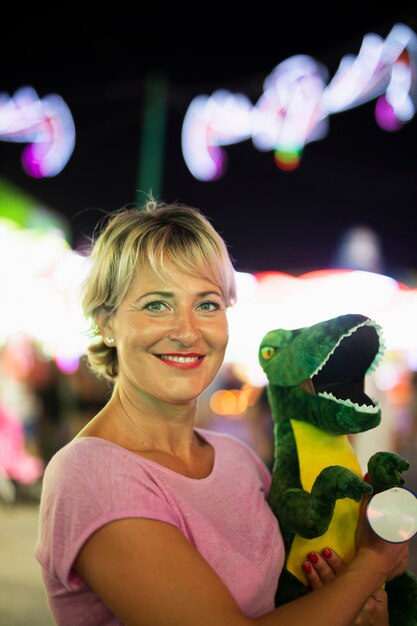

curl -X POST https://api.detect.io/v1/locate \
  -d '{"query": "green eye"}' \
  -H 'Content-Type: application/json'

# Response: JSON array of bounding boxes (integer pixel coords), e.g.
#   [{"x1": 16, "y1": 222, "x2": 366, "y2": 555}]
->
[{"x1": 261, "y1": 346, "x2": 276, "y2": 361}]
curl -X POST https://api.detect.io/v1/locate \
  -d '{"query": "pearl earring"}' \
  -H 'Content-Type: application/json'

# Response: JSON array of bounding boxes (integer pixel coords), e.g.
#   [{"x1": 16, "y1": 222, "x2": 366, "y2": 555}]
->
[{"x1": 105, "y1": 337, "x2": 115, "y2": 345}]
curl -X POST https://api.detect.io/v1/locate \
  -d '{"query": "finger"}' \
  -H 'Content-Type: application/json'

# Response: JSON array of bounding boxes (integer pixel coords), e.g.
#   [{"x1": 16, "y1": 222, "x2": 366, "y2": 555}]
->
[
  {"x1": 353, "y1": 590, "x2": 388, "y2": 625},
  {"x1": 355, "y1": 493, "x2": 373, "y2": 548},
  {"x1": 306, "y1": 551, "x2": 337, "y2": 586},
  {"x1": 320, "y1": 547, "x2": 346, "y2": 575},
  {"x1": 360, "y1": 492, "x2": 371, "y2": 514},
  {"x1": 385, "y1": 543, "x2": 409, "y2": 581},
  {"x1": 352, "y1": 598, "x2": 374, "y2": 626},
  {"x1": 353, "y1": 591, "x2": 389, "y2": 626},
  {"x1": 302, "y1": 559, "x2": 325, "y2": 590},
  {"x1": 372, "y1": 587, "x2": 388, "y2": 614}
]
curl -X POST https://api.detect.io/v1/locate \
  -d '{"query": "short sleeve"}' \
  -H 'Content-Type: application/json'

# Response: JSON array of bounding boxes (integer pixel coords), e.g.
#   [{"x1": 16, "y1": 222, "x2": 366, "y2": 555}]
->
[{"x1": 35, "y1": 440, "x2": 180, "y2": 589}]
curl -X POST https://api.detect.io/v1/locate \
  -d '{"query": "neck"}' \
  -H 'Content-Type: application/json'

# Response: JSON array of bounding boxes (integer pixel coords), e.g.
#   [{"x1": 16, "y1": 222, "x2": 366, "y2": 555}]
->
[{"x1": 103, "y1": 383, "x2": 199, "y2": 455}]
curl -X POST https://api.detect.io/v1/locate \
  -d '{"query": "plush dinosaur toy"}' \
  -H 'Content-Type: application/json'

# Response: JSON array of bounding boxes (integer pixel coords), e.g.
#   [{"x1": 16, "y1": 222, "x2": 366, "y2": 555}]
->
[{"x1": 258, "y1": 313, "x2": 417, "y2": 626}]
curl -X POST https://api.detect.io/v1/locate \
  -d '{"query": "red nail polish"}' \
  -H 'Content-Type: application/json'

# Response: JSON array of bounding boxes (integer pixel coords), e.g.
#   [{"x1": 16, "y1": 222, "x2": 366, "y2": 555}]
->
[
  {"x1": 322, "y1": 548, "x2": 332, "y2": 559},
  {"x1": 307, "y1": 551, "x2": 319, "y2": 563},
  {"x1": 302, "y1": 561, "x2": 312, "y2": 574},
  {"x1": 363, "y1": 472, "x2": 371, "y2": 483}
]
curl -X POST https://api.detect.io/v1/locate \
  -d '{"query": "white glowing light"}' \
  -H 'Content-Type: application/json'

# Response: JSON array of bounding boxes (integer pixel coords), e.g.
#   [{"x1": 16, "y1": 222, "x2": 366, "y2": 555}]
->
[
  {"x1": 253, "y1": 55, "x2": 328, "y2": 153},
  {"x1": 2, "y1": 220, "x2": 417, "y2": 388},
  {"x1": 374, "y1": 364, "x2": 401, "y2": 391},
  {"x1": 182, "y1": 23, "x2": 417, "y2": 180},
  {"x1": 225, "y1": 269, "x2": 417, "y2": 384},
  {"x1": 386, "y1": 62, "x2": 415, "y2": 121},
  {"x1": 0, "y1": 221, "x2": 89, "y2": 367},
  {"x1": 181, "y1": 91, "x2": 252, "y2": 181},
  {"x1": 0, "y1": 86, "x2": 75, "y2": 177}
]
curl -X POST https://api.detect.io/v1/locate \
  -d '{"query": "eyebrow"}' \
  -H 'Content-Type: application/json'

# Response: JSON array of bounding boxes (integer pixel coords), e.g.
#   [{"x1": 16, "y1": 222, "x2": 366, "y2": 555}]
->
[{"x1": 134, "y1": 290, "x2": 224, "y2": 303}]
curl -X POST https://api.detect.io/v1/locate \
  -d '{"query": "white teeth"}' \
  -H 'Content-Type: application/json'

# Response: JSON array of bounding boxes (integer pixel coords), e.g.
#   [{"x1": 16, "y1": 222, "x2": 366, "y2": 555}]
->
[
  {"x1": 160, "y1": 355, "x2": 200, "y2": 363},
  {"x1": 317, "y1": 391, "x2": 379, "y2": 414},
  {"x1": 312, "y1": 320, "x2": 385, "y2": 378}
]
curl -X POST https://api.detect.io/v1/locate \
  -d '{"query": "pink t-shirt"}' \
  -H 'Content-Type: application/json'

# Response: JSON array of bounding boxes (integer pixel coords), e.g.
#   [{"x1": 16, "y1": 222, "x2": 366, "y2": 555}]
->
[{"x1": 35, "y1": 428, "x2": 284, "y2": 625}]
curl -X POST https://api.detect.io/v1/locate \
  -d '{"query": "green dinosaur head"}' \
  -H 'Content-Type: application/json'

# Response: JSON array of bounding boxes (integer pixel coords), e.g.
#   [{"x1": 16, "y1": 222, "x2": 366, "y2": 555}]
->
[{"x1": 258, "y1": 313, "x2": 385, "y2": 435}]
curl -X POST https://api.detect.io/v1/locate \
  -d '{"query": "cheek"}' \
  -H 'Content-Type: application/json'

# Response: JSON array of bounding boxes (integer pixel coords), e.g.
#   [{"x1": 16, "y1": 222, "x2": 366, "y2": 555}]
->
[
  {"x1": 208, "y1": 320, "x2": 229, "y2": 351},
  {"x1": 118, "y1": 320, "x2": 165, "y2": 346}
]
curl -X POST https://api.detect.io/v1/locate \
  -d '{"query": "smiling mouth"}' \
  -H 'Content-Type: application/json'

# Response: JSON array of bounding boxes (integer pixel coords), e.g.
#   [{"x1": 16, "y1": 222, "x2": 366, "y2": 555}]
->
[
  {"x1": 155, "y1": 354, "x2": 205, "y2": 369},
  {"x1": 158, "y1": 354, "x2": 203, "y2": 363}
]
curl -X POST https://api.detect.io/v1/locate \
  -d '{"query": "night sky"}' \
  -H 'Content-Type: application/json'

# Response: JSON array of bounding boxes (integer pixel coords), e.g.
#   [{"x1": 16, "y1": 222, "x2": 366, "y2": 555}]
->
[{"x1": 1, "y1": 5, "x2": 417, "y2": 280}]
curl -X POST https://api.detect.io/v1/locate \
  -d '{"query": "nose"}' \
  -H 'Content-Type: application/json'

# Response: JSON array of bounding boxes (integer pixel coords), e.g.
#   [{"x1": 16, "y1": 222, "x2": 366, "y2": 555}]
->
[{"x1": 167, "y1": 307, "x2": 201, "y2": 346}]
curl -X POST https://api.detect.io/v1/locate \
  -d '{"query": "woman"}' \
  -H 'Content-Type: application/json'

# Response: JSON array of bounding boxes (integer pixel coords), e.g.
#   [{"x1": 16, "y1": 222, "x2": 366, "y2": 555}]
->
[{"x1": 35, "y1": 201, "x2": 407, "y2": 625}]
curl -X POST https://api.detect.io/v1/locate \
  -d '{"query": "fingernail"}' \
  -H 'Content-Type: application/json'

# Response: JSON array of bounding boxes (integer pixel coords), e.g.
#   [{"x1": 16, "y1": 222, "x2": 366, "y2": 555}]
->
[
  {"x1": 322, "y1": 548, "x2": 332, "y2": 559},
  {"x1": 307, "y1": 551, "x2": 319, "y2": 563},
  {"x1": 302, "y1": 561, "x2": 312, "y2": 574},
  {"x1": 363, "y1": 472, "x2": 371, "y2": 483}
]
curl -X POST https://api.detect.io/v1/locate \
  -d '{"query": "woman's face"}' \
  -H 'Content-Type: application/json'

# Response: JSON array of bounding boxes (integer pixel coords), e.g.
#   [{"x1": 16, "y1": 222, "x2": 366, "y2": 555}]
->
[{"x1": 102, "y1": 262, "x2": 229, "y2": 406}]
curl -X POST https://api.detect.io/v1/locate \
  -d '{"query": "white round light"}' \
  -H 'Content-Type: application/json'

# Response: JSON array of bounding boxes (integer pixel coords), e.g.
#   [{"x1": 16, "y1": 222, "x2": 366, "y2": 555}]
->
[{"x1": 366, "y1": 487, "x2": 417, "y2": 543}]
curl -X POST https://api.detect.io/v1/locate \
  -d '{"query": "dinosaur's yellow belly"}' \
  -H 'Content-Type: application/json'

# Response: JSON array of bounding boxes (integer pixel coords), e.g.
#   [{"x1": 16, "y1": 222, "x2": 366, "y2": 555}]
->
[{"x1": 286, "y1": 419, "x2": 363, "y2": 584}]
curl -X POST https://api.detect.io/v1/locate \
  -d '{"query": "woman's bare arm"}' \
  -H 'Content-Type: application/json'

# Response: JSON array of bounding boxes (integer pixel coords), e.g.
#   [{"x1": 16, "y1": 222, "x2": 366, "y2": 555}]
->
[
  {"x1": 75, "y1": 518, "x2": 246, "y2": 626},
  {"x1": 302, "y1": 549, "x2": 389, "y2": 626},
  {"x1": 74, "y1": 517, "x2": 408, "y2": 626}
]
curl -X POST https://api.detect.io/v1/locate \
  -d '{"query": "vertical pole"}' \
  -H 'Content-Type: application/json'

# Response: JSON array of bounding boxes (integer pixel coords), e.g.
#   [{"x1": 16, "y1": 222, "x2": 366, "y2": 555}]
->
[{"x1": 136, "y1": 72, "x2": 167, "y2": 203}]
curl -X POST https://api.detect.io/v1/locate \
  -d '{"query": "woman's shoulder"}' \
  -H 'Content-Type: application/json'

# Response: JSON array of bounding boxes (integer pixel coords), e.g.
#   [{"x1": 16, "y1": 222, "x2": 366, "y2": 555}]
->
[
  {"x1": 46, "y1": 436, "x2": 114, "y2": 465},
  {"x1": 43, "y1": 437, "x2": 139, "y2": 488}
]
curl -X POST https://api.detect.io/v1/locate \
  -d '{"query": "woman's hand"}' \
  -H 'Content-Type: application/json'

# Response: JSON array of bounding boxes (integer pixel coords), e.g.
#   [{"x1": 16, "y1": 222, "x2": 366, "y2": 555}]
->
[
  {"x1": 302, "y1": 549, "x2": 389, "y2": 626},
  {"x1": 301, "y1": 548, "x2": 345, "y2": 589},
  {"x1": 355, "y1": 495, "x2": 409, "y2": 582}
]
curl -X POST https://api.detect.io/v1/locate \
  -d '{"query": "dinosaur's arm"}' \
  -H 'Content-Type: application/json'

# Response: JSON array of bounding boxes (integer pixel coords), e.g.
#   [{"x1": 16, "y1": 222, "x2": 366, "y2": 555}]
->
[
  {"x1": 367, "y1": 451, "x2": 410, "y2": 492},
  {"x1": 274, "y1": 465, "x2": 373, "y2": 539}
]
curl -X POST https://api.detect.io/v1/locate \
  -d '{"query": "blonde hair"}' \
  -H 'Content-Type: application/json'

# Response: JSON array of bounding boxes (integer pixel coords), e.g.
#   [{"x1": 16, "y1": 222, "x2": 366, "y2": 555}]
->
[{"x1": 81, "y1": 200, "x2": 237, "y2": 380}]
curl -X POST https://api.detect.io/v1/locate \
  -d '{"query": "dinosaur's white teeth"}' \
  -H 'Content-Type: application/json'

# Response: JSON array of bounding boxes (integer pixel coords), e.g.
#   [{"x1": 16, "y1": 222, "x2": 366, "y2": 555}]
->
[
  {"x1": 312, "y1": 335, "x2": 346, "y2": 377},
  {"x1": 366, "y1": 321, "x2": 385, "y2": 374},
  {"x1": 312, "y1": 325, "x2": 361, "y2": 377},
  {"x1": 317, "y1": 391, "x2": 379, "y2": 414},
  {"x1": 312, "y1": 320, "x2": 385, "y2": 378}
]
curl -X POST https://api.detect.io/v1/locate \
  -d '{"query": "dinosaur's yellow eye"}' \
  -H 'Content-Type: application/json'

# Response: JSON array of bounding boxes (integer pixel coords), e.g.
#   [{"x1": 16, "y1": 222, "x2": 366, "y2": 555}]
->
[{"x1": 261, "y1": 346, "x2": 276, "y2": 361}]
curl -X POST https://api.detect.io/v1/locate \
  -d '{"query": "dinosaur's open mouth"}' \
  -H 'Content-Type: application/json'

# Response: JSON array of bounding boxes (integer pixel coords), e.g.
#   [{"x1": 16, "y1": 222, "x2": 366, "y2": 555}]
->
[{"x1": 311, "y1": 322, "x2": 381, "y2": 413}]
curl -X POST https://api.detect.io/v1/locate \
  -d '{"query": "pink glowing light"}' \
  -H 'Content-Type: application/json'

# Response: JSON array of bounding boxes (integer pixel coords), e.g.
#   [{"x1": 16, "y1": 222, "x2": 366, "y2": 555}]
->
[
  {"x1": 375, "y1": 96, "x2": 402, "y2": 131},
  {"x1": 0, "y1": 407, "x2": 44, "y2": 485},
  {"x1": 0, "y1": 87, "x2": 75, "y2": 178}
]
